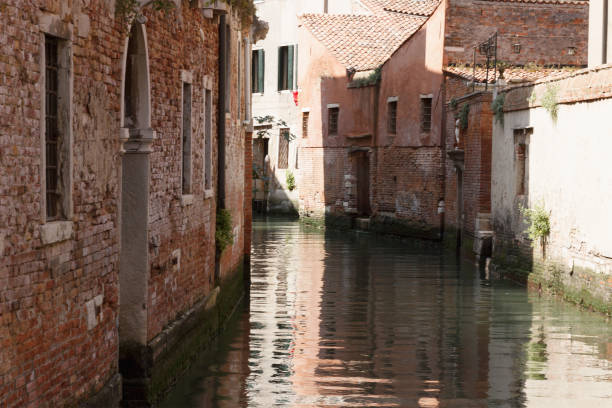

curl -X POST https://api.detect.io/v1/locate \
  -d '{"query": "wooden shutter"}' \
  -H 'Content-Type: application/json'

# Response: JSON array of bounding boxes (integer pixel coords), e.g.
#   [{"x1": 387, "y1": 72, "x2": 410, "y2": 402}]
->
[
  {"x1": 278, "y1": 47, "x2": 283, "y2": 91},
  {"x1": 288, "y1": 45, "x2": 294, "y2": 91},
  {"x1": 259, "y1": 50, "x2": 265, "y2": 93}
]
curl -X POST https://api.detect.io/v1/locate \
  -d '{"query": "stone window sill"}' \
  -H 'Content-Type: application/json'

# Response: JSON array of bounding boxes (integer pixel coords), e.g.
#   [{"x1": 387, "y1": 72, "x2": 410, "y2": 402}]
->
[
  {"x1": 204, "y1": 189, "x2": 215, "y2": 200},
  {"x1": 40, "y1": 221, "x2": 74, "y2": 246},
  {"x1": 181, "y1": 194, "x2": 194, "y2": 207}
]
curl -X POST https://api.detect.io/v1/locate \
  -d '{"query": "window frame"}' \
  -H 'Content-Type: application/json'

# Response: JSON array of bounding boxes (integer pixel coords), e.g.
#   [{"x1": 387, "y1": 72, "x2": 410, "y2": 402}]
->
[
  {"x1": 278, "y1": 128, "x2": 290, "y2": 169},
  {"x1": 277, "y1": 45, "x2": 295, "y2": 91},
  {"x1": 181, "y1": 73, "x2": 193, "y2": 197},
  {"x1": 40, "y1": 29, "x2": 73, "y2": 225},
  {"x1": 327, "y1": 104, "x2": 339, "y2": 136},
  {"x1": 302, "y1": 110, "x2": 310, "y2": 138},
  {"x1": 252, "y1": 49, "x2": 265, "y2": 94},
  {"x1": 203, "y1": 75, "x2": 214, "y2": 198},
  {"x1": 387, "y1": 97, "x2": 398, "y2": 135},
  {"x1": 420, "y1": 94, "x2": 433, "y2": 133}
]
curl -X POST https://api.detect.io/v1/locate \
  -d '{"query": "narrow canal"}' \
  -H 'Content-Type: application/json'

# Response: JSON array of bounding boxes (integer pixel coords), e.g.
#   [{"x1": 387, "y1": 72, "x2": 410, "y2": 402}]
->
[{"x1": 162, "y1": 218, "x2": 612, "y2": 407}]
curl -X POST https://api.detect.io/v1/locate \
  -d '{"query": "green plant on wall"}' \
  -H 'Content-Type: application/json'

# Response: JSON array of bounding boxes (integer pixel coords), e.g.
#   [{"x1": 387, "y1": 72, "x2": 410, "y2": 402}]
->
[
  {"x1": 542, "y1": 84, "x2": 559, "y2": 122},
  {"x1": 519, "y1": 203, "x2": 551, "y2": 247},
  {"x1": 215, "y1": 208, "x2": 234, "y2": 253},
  {"x1": 286, "y1": 171, "x2": 296, "y2": 191},
  {"x1": 116, "y1": 0, "x2": 257, "y2": 32},
  {"x1": 350, "y1": 66, "x2": 382, "y2": 88},
  {"x1": 491, "y1": 93, "x2": 505, "y2": 125},
  {"x1": 115, "y1": 0, "x2": 175, "y2": 30},
  {"x1": 449, "y1": 98, "x2": 458, "y2": 111},
  {"x1": 254, "y1": 115, "x2": 296, "y2": 141},
  {"x1": 458, "y1": 103, "x2": 470, "y2": 130}
]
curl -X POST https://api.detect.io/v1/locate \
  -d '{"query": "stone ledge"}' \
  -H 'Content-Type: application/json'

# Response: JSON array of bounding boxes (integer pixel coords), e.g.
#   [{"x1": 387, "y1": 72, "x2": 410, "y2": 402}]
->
[
  {"x1": 40, "y1": 221, "x2": 74, "y2": 246},
  {"x1": 79, "y1": 374, "x2": 121, "y2": 408}
]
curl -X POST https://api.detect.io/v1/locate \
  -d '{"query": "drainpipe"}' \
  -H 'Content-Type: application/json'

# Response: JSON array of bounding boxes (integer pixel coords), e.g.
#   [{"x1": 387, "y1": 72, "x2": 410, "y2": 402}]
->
[
  {"x1": 218, "y1": 15, "x2": 227, "y2": 210},
  {"x1": 215, "y1": 14, "x2": 227, "y2": 284},
  {"x1": 604, "y1": 0, "x2": 609, "y2": 64},
  {"x1": 439, "y1": 78, "x2": 447, "y2": 242}
]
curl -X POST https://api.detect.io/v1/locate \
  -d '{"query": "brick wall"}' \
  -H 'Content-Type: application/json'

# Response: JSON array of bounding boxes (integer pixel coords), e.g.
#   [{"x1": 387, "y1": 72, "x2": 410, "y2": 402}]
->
[
  {"x1": 0, "y1": 1, "x2": 251, "y2": 406},
  {"x1": 1, "y1": 1, "x2": 124, "y2": 406},
  {"x1": 443, "y1": 92, "x2": 493, "y2": 239},
  {"x1": 373, "y1": 147, "x2": 443, "y2": 231},
  {"x1": 445, "y1": 0, "x2": 588, "y2": 67}
]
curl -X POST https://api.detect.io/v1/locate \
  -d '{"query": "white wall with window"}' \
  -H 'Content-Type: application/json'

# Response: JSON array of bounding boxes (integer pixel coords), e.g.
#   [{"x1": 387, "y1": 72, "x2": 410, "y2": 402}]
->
[{"x1": 252, "y1": 0, "x2": 359, "y2": 212}]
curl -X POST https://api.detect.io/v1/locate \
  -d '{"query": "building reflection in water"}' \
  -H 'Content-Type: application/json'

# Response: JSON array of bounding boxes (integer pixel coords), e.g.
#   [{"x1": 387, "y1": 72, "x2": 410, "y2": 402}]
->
[{"x1": 162, "y1": 219, "x2": 612, "y2": 408}]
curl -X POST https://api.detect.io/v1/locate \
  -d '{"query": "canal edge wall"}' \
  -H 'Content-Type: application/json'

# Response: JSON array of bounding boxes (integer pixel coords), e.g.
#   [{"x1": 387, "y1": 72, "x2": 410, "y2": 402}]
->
[{"x1": 120, "y1": 260, "x2": 248, "y2": 407}]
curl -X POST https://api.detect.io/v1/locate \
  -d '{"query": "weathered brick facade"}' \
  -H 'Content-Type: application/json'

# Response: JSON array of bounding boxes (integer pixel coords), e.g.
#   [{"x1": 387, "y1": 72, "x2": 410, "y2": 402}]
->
[
  {"x1": 443, "y1": 91, "x2": 493, "y2": 256},
  {"x1": 1, "y1": 1, "x2": 253, "y2": 406},
  {"x1": 444, "y1": 0, "x2": 588, "y2": 66}
]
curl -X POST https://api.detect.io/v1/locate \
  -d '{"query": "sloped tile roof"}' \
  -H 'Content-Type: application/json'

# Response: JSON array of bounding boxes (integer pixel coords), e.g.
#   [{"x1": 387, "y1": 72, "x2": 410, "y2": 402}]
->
[
  {"x1": 479, "y1": 0, "x2": 588, "y2": 4},
  {"x1": 363, "y1": 0, "x2": 441, "y2": 16},
  {"x1": 444, "y1": 65, "x2": 581, "y2": 84},
  {"x1": 301, "y1": 1, "x2": 440, "y2": 72}
]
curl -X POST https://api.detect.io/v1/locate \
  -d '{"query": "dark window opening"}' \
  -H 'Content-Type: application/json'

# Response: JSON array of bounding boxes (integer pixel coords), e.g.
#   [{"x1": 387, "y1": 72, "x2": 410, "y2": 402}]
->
[
  {"x1": 278, "y1": 128, "x2": 289, "y2": 169},
  {"x1": 328, "y1": 107, "x2": 339, "y2": 135},
  {"x1": 204, "y1": 89, "x2": 212, "y2": 190},
  {"x1": 252, "y1": 49, "x2": 265, "y2": 93},
  {"x1": 514, "y1": 128, "x2": 532, "y2": 197},
  {"x1": 388, "y1": 100, "x2": 397, "y2": 134},
  {"x1": 45, "y1": 35, "x2": 62, "y2": 221},
  {"x1": 182, "y1": 82, "x2": 192, "y2": 194},
  {"x1": 278, "y1": 45, "x2": 295, "y2": 91},
  {"x1": 421, "y1": 97, "x2": 432, "y2": 132},
  {"x1": 302, "y1": 111, "x2": 309, "y2": 138}
]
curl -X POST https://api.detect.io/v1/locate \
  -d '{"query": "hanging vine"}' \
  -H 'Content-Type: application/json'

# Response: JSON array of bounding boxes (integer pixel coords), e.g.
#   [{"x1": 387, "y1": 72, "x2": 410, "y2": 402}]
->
[{"x1": 115, "y1": 0, "x2": 257, "y2": 33}]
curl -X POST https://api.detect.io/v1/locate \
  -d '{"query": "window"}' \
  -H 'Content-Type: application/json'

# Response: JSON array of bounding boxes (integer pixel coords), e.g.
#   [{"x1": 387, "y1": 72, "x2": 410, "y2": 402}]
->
[
  {"x1": 514, "y1": 128, "x2": 532, "y2": 196},
  {"x1": 278, "y1": 45, "x2": 295, "y2": 91},
  {"x1": 252, "y1": 49, "x2": 264, "y2": 93},
  {"x1": 302, "y1": 111, "x2": 309, "y2": 138},
  {"x1": 328, "y1": 106, "x2": 339, "y2": 135},
  {"x1": 387, "y1": 99, "x2": 397, "y2": 134},
  {"x1": 182, "y1": 82, "x2": 192, "y2": 194},
  {"x1": 204, "y1": 87, "x2": 213, "y2": 191},
  {"x1": 278, "y1": 128, "x2": 290, "y2": 169},
  {"x1": 44, "y1": 34, "x2": 71, "y2": 221},
  {"x1": 237, "y1": 39, "x2": 241, "y2": 117},
  {"x1": 420, "y1": 96, "x2": 432, "y2": 132},
  {"x1": 225, "y1": 24, "x2": 231, "y2": 112}
]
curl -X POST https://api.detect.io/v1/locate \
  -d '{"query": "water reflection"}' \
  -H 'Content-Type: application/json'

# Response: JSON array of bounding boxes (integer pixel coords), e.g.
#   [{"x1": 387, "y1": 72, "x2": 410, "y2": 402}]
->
[{"x1": 162, "y1": 218, "x2": 612, "y2": 408}]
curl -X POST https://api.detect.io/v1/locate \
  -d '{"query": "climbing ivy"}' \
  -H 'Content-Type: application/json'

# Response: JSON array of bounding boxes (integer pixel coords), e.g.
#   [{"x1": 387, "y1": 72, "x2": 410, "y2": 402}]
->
[
  {"x1": 542, "y1": 84, "x2": 559, "y2": 122},
  {"x1": 115, "y1": 0, "x2": 175, "y2": 30},
  {"x1": 215, "y1": 208, "x2": 234, "y2": 253},
  {"x1": 116, "y1": 0, "x2": 257, "y2": 32},
  {"x1": 491, "y1": 93, "x2": 505, "y2": 125}
]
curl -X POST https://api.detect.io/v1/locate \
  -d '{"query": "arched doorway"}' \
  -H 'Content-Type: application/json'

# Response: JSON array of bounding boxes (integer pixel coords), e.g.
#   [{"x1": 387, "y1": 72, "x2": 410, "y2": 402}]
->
[{"x1": 119, "y1": 22, "x2": 154, "y2": 366}]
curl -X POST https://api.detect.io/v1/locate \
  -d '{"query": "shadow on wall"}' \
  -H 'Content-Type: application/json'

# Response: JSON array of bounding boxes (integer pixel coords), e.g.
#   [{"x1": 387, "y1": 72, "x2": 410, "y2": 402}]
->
[
  {"x1": 252, "y1": 136, "x2": 299, "y2": 216},
  {"x1": 306, "y1": 18, "x2": 445, "y2": 239}
]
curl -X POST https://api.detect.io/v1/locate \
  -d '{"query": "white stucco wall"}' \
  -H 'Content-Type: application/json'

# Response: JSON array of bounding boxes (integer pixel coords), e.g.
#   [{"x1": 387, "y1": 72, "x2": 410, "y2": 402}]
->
[
  {"x1": 492, "y1": 98, "x2": 612, "y2": 274},
  {"x1": 252, "y1": 0, "x2": 360, "y2": 210}
]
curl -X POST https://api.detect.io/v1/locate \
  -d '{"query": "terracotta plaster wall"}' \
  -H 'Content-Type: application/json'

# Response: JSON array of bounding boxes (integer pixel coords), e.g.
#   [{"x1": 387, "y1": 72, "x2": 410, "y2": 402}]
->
[
  {"x1": 444, "y1": 0, "x2": 588, "y2": 66},
  {"x1": 377, "y1": 2, "x2": 445, "y2": 148},
  {"x1": 1, "y1": 1, "x2": 123, "y2": 406}
]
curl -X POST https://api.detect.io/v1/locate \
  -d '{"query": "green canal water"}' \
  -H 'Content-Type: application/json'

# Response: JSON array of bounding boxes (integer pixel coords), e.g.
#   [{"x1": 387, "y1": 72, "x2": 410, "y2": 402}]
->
[{"x1": 162, "y1": 218, "x2": 612, "y2": 407}]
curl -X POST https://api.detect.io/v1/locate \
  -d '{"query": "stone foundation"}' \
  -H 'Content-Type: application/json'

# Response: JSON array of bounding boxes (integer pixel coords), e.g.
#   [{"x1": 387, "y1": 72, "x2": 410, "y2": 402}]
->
[{"x1": 120, "y1": 261, "x2": 247, "y2": 407}]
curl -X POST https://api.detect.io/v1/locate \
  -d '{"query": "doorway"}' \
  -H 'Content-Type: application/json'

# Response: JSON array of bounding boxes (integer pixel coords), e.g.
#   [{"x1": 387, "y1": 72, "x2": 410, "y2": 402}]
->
[{"x1": 354, "y1": 151, "x2": 370, "y2": 216}]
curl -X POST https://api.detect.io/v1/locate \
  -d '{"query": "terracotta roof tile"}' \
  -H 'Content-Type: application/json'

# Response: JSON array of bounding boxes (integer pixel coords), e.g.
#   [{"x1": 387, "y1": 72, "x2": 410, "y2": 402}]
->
[
  {"x1": 479, "y1": 0, "x2": 588, "y2": 4},
  {"x1": 444, "y1": 65, "x2": 581, "y2": 84},
  {"x1": 301, "y1": 1, "x2": 441, "y2": 71}
]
